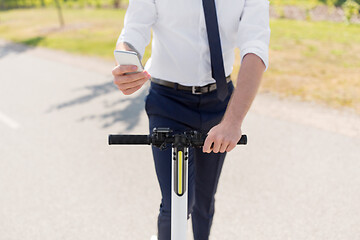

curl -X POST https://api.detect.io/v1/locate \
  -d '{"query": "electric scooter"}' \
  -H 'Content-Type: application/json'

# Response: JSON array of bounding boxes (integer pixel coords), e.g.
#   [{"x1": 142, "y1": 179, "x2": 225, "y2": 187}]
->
[{"x1": 108, "y1": 128, "x2": 247, "y2": 240}]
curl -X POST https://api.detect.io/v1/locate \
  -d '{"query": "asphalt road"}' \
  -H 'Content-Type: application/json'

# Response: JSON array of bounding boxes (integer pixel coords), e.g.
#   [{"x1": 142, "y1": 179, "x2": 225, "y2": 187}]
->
[{"x1": 0, "y1": 39, "x2": 360, "y2": 240}]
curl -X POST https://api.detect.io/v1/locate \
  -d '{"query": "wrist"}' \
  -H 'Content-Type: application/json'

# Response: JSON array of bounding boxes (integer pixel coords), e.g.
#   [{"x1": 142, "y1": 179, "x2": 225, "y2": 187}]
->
[
  {"x1": 221, "y1": 114, "x2": 243, "y2": 130},
  {"x1": 116, "y1": 41, "x2": 142, "y2": 60}
]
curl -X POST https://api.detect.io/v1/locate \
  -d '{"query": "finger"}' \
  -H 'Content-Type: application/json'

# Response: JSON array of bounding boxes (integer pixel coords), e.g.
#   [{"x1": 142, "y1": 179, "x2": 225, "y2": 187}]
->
[
  {"x1": 219, "y1": 141, "x2": 229, "y2": 153},
  {"x1": 114, "y1": 71, "x2": 150, "y2": 85},
  {"x1": 225, "y1": 142, "x2": 237, "y2": 152},
  {"x1": 116, "y1": 76, "x2": 149, "y2": 91},
  {"x1": 122, "y1": 85, "x2": 142, "y2": 95},
  {"x1": 203, "y1": 135, "x2": 215, "y2": 153},
  {"x1": 112, "y1": 65, "x2": 138, "y2": 75},
  {"x1": 212, "y1": 138, "x2": 222, "y2": 153}
]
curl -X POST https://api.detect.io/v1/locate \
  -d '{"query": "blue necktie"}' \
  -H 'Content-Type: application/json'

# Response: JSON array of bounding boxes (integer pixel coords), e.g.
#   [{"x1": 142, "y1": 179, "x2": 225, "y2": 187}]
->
[{"x1": 202, "y1": 0, "x2": 228, "y2": 101}]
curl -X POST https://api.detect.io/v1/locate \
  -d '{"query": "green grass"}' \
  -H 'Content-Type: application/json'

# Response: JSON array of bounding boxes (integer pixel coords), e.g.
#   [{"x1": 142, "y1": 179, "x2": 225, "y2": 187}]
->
[
  {"x1": 0, "y1": 8, "x2": 359, "y2": 112},
  {"x1": 259, "y1": 19, "x2": 360, "y2": 111},
  {"x1": 0, "y1": 8, "x2": 126, "y2": 58},
  {"x1": 270, "y1": 0, "x2": 323, "y2": 8},
  {"x1": 270, "y1": 19, "x2": 360, "y2": 43},
  {"x1": 269, "y1": 0, "x2": 357, "y2": 8}
]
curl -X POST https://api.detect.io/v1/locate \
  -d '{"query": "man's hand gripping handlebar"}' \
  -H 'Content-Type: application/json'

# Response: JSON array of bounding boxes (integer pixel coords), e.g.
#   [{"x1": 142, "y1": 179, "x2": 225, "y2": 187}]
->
[{"x1": 108, "y1": 128, "x2": 247, "y2": 149}]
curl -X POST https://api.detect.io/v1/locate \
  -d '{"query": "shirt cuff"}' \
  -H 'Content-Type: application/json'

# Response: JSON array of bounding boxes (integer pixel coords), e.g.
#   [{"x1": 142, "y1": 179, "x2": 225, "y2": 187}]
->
[
  {"x1": 117, "y1": 28, "x2": 147, "y2": 60},
  {"x1": 240, "y1": 40, "x2": 269, "y2": 71}
]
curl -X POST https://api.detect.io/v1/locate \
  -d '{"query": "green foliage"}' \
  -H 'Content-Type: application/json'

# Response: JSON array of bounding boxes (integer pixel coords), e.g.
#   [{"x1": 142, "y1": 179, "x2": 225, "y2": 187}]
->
[
  {"x1": 343, "y1": 0, "x2": 360, "y2": 22},
  {"x1": 269, "y1": 0, "x2": 360, "y2": 7},
  {"x1": 325, "y1": 0, "x2": 338, "y2": 6},
  {"x1": 94, "y1": 0, "x2": 102, "y2": 9}
]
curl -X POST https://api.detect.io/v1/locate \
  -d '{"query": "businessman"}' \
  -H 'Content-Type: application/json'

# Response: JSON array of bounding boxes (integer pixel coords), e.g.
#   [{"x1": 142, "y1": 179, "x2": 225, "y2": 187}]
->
[{"x1": 112, "y1": 0, "x2": 270, "y2": 239}]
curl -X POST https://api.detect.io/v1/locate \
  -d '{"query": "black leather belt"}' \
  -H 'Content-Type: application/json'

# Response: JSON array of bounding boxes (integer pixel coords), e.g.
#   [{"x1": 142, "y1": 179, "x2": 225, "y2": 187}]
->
[{"x1": 151, "y1": 77, "x2": 231, "y2": 95}]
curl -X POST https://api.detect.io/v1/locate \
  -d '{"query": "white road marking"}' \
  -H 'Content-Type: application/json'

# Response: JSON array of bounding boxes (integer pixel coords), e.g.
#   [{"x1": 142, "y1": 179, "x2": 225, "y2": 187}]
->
[{"x1": 0, "y1": 111, "x2": 20, "y2": 129}]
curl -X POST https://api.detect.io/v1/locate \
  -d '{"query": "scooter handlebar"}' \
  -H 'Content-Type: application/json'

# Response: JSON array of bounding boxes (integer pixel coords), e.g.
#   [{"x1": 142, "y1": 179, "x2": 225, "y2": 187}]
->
[
  {"x1": 109, "y1": 134, "x2": 247, "y2": 146},
  {"x1": 239, "y1": 134, "x2": 247, "y2": 145},
  {"x1": 108, "y1": 135, "x2": 150, "y2": 145}
]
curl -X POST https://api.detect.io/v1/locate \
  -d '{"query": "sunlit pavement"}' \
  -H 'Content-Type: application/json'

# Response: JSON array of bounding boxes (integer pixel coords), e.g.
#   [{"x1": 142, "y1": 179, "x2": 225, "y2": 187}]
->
[{"x1": 1, "y1": 39, "x2": 359, "y2": 240}]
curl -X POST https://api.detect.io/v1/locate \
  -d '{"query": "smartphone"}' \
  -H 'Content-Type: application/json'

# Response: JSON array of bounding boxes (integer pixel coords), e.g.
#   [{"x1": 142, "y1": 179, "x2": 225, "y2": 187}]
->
[{"x1": 114, "y1": 50, "x2": 144, "y2": 74}]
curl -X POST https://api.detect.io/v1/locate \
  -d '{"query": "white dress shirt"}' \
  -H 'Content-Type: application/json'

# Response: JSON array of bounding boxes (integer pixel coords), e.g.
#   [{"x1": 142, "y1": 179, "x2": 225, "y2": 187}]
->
[{"x1": 117, "y1": 0, "x2": 270, "y2": 87}]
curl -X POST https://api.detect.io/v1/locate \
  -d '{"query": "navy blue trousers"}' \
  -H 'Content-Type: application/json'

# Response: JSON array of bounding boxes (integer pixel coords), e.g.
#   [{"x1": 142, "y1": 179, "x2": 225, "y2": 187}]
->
[{"x1": 145, "y1": 81, "x2": 234, "y2": 240}]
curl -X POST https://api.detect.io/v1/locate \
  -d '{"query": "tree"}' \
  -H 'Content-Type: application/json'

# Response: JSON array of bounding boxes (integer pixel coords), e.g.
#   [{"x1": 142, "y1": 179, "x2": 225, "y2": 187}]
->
[
  {"x1": 113, "y1": 0, "x2": 121, "y2": 8},
  {"x1": 54, "y1": 0, "x2": 64, "y2": 27},
  {"x1": 343, "y1": 0, "x2": 360, "y2": 22}
]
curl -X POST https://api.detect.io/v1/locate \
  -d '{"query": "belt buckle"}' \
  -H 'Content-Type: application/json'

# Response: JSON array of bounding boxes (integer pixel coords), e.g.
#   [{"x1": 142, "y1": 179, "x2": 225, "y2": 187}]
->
[{"x1": 192, "y1": 86, "x2": 203, "y2": 95}]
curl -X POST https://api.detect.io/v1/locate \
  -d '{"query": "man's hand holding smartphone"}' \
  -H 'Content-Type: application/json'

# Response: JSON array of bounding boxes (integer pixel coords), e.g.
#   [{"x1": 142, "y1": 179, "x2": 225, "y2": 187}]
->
[{"x1": 112, "y1": 50, "x2": 151, "y2": 95}]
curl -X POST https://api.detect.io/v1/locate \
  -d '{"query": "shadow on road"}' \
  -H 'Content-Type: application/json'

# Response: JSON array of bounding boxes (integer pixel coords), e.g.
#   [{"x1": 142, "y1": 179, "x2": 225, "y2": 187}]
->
[
  {"x1": 47, "y1": 81, "x2": 118, "y2": 111},
  {"x1": 0, "y1": 37, "x2": 45, "y2": 59},
  {"x1": 80, "y1": 89, "x2": 147, "y2": 130},
  {"x1": 47, "y1": 80, "x2": 147, "y2": 130}
]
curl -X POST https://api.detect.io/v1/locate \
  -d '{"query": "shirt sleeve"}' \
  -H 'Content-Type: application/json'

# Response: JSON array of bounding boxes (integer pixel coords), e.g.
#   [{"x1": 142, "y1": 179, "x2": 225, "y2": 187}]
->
[
  {"x1": 237, "y1": 0, "x2": 271, "y2": 71},
  {"x1": 117, "y1": 0, "x2": 157, "y2": 59}
]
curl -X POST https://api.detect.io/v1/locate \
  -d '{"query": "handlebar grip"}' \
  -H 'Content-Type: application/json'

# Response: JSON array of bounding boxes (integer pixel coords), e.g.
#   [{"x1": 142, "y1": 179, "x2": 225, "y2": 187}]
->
[
  {"x1": 108, "y1": 135, "x2": 150, "y2": 145},
  {"x1": 238, "y1": 134, "x2": 247, "y2": 145},
  {"x1": 193, "y1": 134, "x2": 247, "y2": 147}
]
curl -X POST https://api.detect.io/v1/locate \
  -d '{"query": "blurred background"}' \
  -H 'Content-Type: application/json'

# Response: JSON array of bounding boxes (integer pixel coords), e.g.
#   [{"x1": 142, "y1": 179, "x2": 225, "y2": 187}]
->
[
  {"x1": 0, "y1": 1, "x2": 359, "y2": 240},
  {"x1": 1, "y1": 0, "x2": 360, "y2": 111}
]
